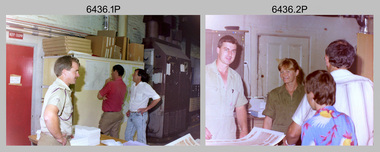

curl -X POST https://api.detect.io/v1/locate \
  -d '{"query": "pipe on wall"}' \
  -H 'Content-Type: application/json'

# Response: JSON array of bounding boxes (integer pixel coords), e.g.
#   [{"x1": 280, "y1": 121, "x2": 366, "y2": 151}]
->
[{"x1": 6, "y1": 18, "x2": 90, "y2": 38}]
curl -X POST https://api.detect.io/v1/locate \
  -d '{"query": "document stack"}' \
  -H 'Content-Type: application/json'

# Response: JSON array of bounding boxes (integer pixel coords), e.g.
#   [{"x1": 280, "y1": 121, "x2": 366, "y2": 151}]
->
[{"x1": 70, "y1": 125, "x2": 101, "y2": 146}]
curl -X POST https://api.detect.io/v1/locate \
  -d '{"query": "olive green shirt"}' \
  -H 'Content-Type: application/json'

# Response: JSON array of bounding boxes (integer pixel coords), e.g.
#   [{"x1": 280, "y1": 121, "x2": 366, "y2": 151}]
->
[{"x1": 262, "y1": 83, "x2": 305, "y2": 133}]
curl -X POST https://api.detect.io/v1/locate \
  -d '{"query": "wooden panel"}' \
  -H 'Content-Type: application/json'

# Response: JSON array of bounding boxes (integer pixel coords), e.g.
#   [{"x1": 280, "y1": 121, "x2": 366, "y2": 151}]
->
[{"x1": 351, "y1": 33, "x2": 373, "y2": 81}]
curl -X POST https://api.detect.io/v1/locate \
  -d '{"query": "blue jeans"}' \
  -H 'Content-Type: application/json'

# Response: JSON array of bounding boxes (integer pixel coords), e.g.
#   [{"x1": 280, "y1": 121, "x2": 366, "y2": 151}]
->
[{"x1": 124, "y1": 112, "x2": 148, "y2": 144}]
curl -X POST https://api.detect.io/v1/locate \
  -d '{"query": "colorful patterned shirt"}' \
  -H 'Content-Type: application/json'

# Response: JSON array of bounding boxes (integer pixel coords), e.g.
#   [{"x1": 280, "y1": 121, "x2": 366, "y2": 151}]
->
[{"x1": 301, "y1": 106, "x2": 357, "y2": 146}]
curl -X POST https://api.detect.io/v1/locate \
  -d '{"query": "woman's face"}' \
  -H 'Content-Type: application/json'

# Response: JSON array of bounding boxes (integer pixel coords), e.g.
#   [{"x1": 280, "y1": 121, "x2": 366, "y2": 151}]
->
[{"x1": 280, "y1": 67, "x2": 299, "y2": 84}]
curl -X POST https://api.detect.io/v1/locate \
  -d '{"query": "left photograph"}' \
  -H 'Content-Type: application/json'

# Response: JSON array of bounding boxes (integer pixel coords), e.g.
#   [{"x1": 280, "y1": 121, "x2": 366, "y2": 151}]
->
[{"x1": 5, "y1": 15, "x2": 200, "y2": 146}]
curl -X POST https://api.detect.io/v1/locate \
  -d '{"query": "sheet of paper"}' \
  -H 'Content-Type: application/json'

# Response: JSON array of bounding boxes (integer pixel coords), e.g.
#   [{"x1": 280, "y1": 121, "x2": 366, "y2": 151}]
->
[
  {"x1": 9, "y1": 74, "x2": 21, "y2": 85},
  {"x1": 206, "y1": 127, "x2": 285, "y2": 146},
  {"x1": 83, "y1": 60, "x2": 110, "y2": 90},
  {"x1": 165, "y1": 133, "x2": 200, "y2": 146}
]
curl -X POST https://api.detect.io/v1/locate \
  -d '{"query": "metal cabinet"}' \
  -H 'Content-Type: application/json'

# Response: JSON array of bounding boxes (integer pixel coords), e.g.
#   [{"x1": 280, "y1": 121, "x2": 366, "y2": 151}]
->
[{"x1": 145, "y1": 39, "x2": 191, "y2": 138}]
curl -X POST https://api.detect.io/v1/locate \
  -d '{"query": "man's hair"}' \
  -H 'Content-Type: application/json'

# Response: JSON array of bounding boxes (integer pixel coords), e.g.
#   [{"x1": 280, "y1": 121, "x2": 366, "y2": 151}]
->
[
  {"x1": 217, "y1": 35, "x2": 238, "y2": 48},
  {"x1": 54, "y1": 55, "x2": 80, "y2": 77},
  {"x1": 325, "y1": 39, "x2": 356, "y2": 68},
  {"x1": 305, "y1": 70, "x2": 336, "y2": 106},
  {"x1": 135, "y1": 68, "x2": 150, "y2": 83},
  {"x1": 278, "y1": 58, "x2": 304, "y2": 84},
  {"x1": 113, "y1": 64, "x2": 125, "y2": 76}
]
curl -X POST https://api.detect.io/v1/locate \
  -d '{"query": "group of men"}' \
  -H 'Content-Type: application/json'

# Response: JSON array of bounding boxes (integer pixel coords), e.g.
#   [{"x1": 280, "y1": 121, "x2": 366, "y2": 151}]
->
[
  {"x1": 205, "y1": 35, "x2": 373, "y2": 146},
  {"x1": 38, "y1": 56, "x2": 160, "y2": 146}
]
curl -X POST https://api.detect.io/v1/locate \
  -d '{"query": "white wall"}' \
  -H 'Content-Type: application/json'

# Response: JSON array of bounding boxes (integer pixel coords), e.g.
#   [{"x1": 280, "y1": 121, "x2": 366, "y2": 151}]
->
[{"x1": 206, "y1": 15, "x2": 363, "y2": 97}]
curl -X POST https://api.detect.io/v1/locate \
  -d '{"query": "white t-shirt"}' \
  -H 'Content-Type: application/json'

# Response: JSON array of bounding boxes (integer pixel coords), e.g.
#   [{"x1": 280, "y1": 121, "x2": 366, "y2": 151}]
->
[
  {"x1": 292, "y1": 69, "x2": 373, "y2": 145},
  {"x1": 129, "y1": 82, "x2": 160, "y2": 112}
]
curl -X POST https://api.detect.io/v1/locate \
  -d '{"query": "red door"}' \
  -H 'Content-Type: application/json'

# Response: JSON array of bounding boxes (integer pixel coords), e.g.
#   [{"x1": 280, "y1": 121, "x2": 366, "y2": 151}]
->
[{"x1": 6, "y1": 44, "x2": 34, "y2": 145}]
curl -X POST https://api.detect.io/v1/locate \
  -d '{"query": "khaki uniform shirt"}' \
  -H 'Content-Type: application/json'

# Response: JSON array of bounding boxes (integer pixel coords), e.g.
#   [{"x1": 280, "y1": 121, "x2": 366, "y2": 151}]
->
[
  {"x1": 262, "y1": 83, "x2": 304, "y2": 133},
  {"x1": 205, "y1": 61, "x2": 248, "y2": 139},
  {"x1": 40, "y1": 78, "x2": 73, "y2": 136}
]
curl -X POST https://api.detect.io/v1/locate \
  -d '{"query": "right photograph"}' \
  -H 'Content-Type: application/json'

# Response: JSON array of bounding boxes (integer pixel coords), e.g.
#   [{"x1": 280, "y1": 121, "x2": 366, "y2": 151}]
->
[{"x1": 204, "y1": 15, "x2": 373, "y2": 146}]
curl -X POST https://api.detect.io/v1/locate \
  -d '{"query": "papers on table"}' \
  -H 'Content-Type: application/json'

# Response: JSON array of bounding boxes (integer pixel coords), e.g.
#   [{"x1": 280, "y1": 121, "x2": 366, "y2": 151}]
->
[
  {"x1": 206, "y1": 127, "x2": 285, "y2": 146},
  {"x1": 101, "y1": 139, "x2": 124, "y2": 146},
  {"x1": 123, "y1": 140, "x2": 148, "y2": 146},
  {"x1": 70, "y1": 125, "x2": 101, "y2": 146},
  {"x1": 165, "y1": 133, "x2": 200, "y2": 146}
]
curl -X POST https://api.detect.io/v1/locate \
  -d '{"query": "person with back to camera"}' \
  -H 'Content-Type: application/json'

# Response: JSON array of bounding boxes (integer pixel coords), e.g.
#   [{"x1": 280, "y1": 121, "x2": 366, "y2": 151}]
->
[
  {"x1": 284, "y1": 39, "x2": 373, "y2": 146},
  {"x1": 262, "y1": 58, "x2": 305, "y2": 137},
  {"x1": 302, "y1": 70, "x2": 357, "y2": 146}
]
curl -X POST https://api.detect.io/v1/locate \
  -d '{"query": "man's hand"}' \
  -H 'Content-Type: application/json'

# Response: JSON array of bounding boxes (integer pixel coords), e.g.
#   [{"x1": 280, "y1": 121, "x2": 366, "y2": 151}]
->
[
  {"x1": 126, "y1": 110, "x2": 131, "y2": 117},
  {"x1": 205, "y1": 127, "x2": 212, "y2": 140},
  {"x1": 137, "y1": 108, "x2": 148, "y2": 115},
  {"x1": 56, "y1": 134, "x2": 67, "y2": 146},
  {"x1": 105, "y1": 77, "x2": 112, "y2": 84}
]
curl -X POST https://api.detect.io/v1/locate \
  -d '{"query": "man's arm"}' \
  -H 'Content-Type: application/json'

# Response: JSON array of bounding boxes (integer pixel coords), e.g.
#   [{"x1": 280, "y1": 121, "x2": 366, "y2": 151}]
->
[
  {"x1": 97, "y1": 92, "x2": 107, "y2": 100},
  {"x1": 43, "y1": 104, "x2": 67, "y2": 145},
  {"x1": 138, "y1": 98, "x2": 160, "y2": 114},
  {"x1": 283, "y1": 121, "x2": 301, "y2": 145},
  {"x1": 236, "y1": 104, "x2": 248, "y2": 138},
  {"x1": 97, "y1": 78, "x2": 112, "y2": 100}
]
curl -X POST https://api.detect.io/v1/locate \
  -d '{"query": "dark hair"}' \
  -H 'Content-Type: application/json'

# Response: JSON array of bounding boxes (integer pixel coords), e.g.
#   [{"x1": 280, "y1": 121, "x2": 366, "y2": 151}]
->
[
  {"x1": 217, "y1": 35, "x2": 238, "y2": 48},
  {"x1": 325, "y1": 39, "x2": 356, "y2": 68},
  {"x1": 113, "y1": 64, "x2": 125, "y2": 76},
  {"x1": 135, "y1": 68, "x2": 150, "y2": 83},
  {"x1": 305, "y1": 70, "x2": 336, "y2": 106},
  {"x1": 278, "y1": 58, "x2": 304, "y2": 84},
  {"x1": 54, "y1": 55, "x2": 80, "y2": 77}
]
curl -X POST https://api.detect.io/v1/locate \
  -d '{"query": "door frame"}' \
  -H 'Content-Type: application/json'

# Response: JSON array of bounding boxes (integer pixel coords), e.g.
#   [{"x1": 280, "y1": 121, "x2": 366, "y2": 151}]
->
[
  {"x1": 6, "y1": 38, "x2": 44, "y2": 137},
  {"x1": 256, "y1": 34, "x2": 311, "y2": 97}
]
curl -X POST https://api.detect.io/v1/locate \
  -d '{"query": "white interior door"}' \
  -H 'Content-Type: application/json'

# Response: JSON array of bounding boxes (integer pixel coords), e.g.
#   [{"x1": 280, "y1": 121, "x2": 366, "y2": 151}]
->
[{"x1": 258, "y1": 35, "x2": 310, "y2": 97}]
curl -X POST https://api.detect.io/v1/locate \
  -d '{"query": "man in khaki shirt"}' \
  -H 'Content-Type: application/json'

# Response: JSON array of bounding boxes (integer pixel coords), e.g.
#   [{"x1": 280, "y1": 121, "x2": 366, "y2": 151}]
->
[
  {"x1": 39, "y1": 55, "x2": 80, "y2": 146},
  {"x1": 205, "y1": 35, "x2": 248, "y2": 141}
]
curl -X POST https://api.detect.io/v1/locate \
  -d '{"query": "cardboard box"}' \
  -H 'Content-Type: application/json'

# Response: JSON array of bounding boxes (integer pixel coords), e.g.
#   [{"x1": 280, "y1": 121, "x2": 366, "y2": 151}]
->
[
  {"x1": 42, "y1": 36, "x2": 92, "y2": 56},
  {"x1": 85, "y1": 36, "x2": 115, "y2": 57},
  {"x1": 97, "y1": 30, "x2": 117, "y2": 38},
  {"x1": 115, "y1": 37, "x2": 129, "y2": 60},
  {"x1": 128, "y1": 43, "x2": 144, "y2": 61},
  {"x1": 112, "y1": 45, "x2": 122, "y2": 59}
]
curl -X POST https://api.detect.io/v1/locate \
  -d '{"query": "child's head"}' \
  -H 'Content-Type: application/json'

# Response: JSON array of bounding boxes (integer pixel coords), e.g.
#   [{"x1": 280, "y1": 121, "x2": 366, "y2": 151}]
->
[{"x1": 305, "y1": 70, "x2": 336, "y2": 109}]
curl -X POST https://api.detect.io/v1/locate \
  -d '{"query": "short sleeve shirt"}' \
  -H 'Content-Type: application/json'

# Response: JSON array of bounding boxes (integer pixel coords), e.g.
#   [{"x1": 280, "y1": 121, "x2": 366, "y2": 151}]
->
[
  {"x1": 129, "y1": 82, "x2": 160, "y2": 112},
  {"x1": 205, "y1": 61, "x2": 248, "y2": 139},
  {"x1": 262, "y1": 84, "x2": 304, "y2": 133},
  {"x1": 99, "y1": 78, "x2": 127, "y2": 112},
  {"x1": 40, "y1": 78, "x2": 73, "y2": 136},
  {"x1": 301, "y1": 106, "x2": 357, "y2": 146},
  {"x1": 292, "y1": 69, "x2": 373, "y2": 145}
]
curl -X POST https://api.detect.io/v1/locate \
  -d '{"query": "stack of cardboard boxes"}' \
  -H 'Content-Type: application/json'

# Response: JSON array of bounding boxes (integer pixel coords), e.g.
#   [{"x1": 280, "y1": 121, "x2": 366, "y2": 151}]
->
[
  {"x1": 86, "y1": 30, "x2": 144, "y2": 62},
  {"x1": 42, "y1": 36, "x2": 92, "y2": 56},
  {"x1": 42, "y1": 30, "x2": 145, "y2": 62},
  {"x1": 86, "y1": 30, "x2": 122, "y2": 59}
]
